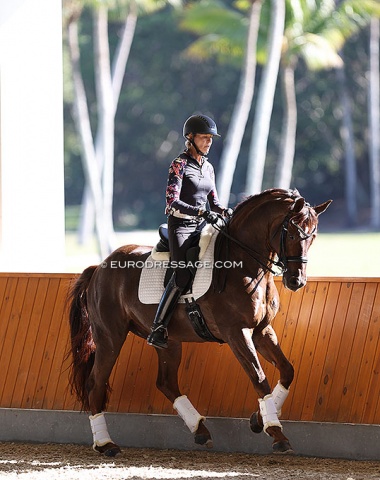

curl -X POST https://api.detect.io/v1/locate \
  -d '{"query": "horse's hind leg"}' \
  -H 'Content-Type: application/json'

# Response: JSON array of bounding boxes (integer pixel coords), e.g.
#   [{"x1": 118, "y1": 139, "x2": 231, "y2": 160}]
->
[
  {"x1": 155, "y1": 341, "x2": 213, "y2": 448},
  {"x1": 250, "y1": 325, "x2": 294, "y2": 438},
  {"x1": 87, "y1": 329, "x2": 128, "y2": 457}
]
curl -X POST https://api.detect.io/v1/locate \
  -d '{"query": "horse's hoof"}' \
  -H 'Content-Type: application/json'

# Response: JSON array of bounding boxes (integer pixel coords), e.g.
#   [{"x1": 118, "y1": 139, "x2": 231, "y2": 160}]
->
[
  {"x1": 94, "y1": 442, "x2": 121, "y2": 457},
  {"x1": 249, "y1": 412, "x2": 263, "y2": 434},
  {"x1": 104, "y1": 445, "x2": 122, "y2": 457},
  {"x1": 272, "y1": 440, "x2": 294, "y2": 455},
  {"x1": 194, "y1": 419, "x2": 213, "y2": 448},
  {"x1": 195, "y1": 433, "x2": 213, "y2": 448}
]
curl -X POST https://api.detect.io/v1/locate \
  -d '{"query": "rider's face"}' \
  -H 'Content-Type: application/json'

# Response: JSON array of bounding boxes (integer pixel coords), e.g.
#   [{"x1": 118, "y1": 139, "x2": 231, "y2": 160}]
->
[{"x1": 194, "y1": 134, "x2": 213, "y2": 154}]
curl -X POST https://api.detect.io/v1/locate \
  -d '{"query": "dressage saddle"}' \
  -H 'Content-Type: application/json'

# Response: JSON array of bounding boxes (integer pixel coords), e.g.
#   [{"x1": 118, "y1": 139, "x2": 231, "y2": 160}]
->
[{"x1": 153, "y1": 223, "x2": 223, "y2": 344}]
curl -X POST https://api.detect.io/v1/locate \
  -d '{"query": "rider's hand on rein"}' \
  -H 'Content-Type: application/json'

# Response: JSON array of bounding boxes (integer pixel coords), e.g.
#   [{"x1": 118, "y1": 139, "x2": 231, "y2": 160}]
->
[
  {"x1": 223, "y1": 208, "x2": 233, "y2": 219},
  {"x1": 201, "y1": 210, "x2": 219, "y2": 225}
]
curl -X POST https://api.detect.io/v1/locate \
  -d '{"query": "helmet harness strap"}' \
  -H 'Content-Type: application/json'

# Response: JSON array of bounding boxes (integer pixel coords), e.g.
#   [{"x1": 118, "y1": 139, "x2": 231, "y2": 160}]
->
[{"x1": 187, "y1": 134, "x2": 206, "y2": 157}]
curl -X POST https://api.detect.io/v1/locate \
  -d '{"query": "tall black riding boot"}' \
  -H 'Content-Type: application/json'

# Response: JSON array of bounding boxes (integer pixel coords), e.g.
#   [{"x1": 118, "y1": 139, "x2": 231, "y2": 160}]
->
[{"x1": 147, "y1": 274, "x2": 183, "y2": 349}]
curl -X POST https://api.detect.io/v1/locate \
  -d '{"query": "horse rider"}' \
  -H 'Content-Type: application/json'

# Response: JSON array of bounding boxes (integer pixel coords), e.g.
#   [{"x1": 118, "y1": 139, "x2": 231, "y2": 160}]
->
[{"x1": 147, "y1": 114, "x2": 233, "y2": 349}]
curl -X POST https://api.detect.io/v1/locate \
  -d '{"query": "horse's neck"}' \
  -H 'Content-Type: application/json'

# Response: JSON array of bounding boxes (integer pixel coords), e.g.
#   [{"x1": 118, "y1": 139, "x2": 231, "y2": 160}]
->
[
  {"x1": 227, "y1": 203, "x2": 284, "y2": 263},
  {"x1": 231, "y1": 207, "x2": 266, "y2": 246}
]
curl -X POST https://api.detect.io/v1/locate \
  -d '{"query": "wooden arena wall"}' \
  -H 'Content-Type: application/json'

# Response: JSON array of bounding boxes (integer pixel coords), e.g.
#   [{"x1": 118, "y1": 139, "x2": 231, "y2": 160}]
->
[{"x1": 0, "y1": 272, "x2": 379, "y2": 425}]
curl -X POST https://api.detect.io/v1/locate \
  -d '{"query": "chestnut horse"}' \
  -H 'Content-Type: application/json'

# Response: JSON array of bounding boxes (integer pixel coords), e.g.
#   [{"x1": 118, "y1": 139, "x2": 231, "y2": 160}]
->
[{"x1": 68, "y1": 188, "x2": 331, "y2": 457}]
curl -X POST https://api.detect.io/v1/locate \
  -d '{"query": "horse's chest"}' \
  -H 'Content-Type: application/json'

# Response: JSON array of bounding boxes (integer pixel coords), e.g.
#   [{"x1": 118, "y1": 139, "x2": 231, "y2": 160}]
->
[
  {"x1": 243, "y1": 276, "x2": 266, "y2": 298},
  {"x1": 243, "y1": 276, "x2": 271, "y2": 318}
]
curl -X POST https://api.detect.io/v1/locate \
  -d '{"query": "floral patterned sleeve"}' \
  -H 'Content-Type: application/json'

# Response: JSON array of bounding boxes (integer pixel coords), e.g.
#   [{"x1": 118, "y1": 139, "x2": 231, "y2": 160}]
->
[{"x1": 165, "y1": 157, "x2": 199, "y2": 216}]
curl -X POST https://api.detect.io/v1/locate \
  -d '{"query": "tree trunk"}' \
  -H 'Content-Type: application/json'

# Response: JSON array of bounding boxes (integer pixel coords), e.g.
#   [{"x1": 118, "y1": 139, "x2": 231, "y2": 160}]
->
[
  {"x1": 336, "y1": 64, "x2": 358, "y2": 226},
  {"x1": 369, "y1": 18, "x2": 380, "y2": 229},
  {"x1": 274, "y1": 63, "x2": 297, "y2": 189},
  {"x1": 245, "y1": 0, "x2": 285, "y2": 195},
  {"x1": 67, "y1": 18, "x2": 110, "y2": 259},
  {"x1": 111, "y1": 0, "x2": 138, "y2": 104},
  {"x1": 94, "y1": 5, "x2": 116, "y2": 251},
  {"x1": 217, "y1": 0, "x2": 262, "y2": 206},
  {"x1": 78, "y1": 3, "x2": 138, "y2": 245}
]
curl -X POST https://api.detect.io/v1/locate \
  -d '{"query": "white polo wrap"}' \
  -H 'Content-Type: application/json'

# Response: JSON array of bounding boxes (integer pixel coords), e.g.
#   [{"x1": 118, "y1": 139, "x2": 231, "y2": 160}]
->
[
  {"x1": 258, "y1": 394, "x2": 282, "y2": 435},
  {"x1": 272, "y1": 381, "x2": 289, "y2": 417},
  {"x1": 89, "y1": 412, "x2": 113, "y2": 448},
  {"x1": 173, "y1": 395, "x2": 205, "y2": 433}
]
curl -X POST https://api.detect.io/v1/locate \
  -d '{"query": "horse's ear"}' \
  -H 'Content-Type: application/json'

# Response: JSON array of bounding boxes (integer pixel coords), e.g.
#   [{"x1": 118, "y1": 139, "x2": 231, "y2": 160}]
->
[
  {"x1": 314, "y1": 200, "x2": 332, "y2": 216},
  {"x1": 293, "y1": 196, "x2": 305, "y2": 213}
]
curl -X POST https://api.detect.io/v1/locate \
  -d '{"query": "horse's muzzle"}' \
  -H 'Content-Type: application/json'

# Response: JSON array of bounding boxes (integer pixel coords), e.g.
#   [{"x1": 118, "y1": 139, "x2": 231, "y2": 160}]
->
[{"x1": 283, "y1": 274, "x2": 306, "y2": 292}]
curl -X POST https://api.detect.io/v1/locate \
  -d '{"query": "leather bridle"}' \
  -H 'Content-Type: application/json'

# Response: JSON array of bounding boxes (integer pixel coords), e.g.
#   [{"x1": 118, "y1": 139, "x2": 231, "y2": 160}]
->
[
  {"x1": 213, "y1": 208, "x2": 316, "y2": 276},
  {"x1": 276, "y1": 213, "x2": 316, "y2": 272}
]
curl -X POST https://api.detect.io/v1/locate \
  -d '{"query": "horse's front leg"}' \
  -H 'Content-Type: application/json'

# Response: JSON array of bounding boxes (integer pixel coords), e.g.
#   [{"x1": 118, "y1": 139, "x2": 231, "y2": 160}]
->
[
  {"x1": 155, "y1": 340, "x2": 213, "y2": 448},
  {"x1": 249, "y1": 325, "x2": 294, "y2": 438},
  {"x1": 227, "y1": 328, "x2": 293, "y2": 454}
]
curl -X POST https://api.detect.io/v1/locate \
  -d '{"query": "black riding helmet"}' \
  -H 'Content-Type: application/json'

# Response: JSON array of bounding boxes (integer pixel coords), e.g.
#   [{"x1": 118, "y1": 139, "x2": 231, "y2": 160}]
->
[
  {"x1": 183, "y1": 114, "x2": 220, "y2": 156},
  {"x1": 183, "y1": 114, "x2": 221, "y2": 138}
]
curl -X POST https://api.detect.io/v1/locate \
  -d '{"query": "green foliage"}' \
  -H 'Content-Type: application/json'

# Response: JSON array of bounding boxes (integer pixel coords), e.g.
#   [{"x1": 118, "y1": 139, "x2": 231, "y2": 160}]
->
[
  {"x1": 63, "y1": 0, "x2": 379, "y2": 229},
  {"x1": 179, "y1": 0, "x2": 380, "y2": 70},
  {"x1": 63, "y1": 6, "x2": 240, "y2": 228},
  {"x1": 283, "y1": 0, "x2": 380, "y2": 70},
  {"x1": 179, "y1": 0, "x2": 247, "y2": 65}
]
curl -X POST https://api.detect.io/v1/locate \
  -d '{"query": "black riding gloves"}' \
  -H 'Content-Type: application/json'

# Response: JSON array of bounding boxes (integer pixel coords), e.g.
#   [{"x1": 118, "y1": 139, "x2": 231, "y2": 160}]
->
[
  {"x1": 201, "y1": 210, "x2": 219, "y2": 224},
  {"x1": 223, "y1": 208, "x2": 233, "y2": 218}
]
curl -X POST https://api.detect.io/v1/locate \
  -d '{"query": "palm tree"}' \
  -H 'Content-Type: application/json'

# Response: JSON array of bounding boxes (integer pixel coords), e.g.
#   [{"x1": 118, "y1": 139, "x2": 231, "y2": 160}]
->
[
  {"x1": 179, "y1": 0, "x2": 380, "y2": 213},
  {"x1": 274, "y1": 0, "x2": 345, "y2": 189},
  {"x1": 217, "y1": 0, "x2": 263, "y2": 206},
  {"x1": 64, "y1": 0, "x2": 139, "y2": 256},
  {"x1": 64, "y1": 0, "x2": 111, "y2": 258},
  {"x1": 245, "y1": 0, "x2": 286, "y2": 195},
  {"x1": 64, "y1": 0, "x2": 181, "y2": 257},
  {"x1": 330, "y1": 0, "x2": 380, "y2": 226},
  {"x1": 255, "y1": 0, "x2": 380, "y2": 226},
  {"x1": 179, "y1": 0, "x2": 262, "y2": 206},
  {"x1": 81, "y1": 1, "x2": 139, "y2": 250}
]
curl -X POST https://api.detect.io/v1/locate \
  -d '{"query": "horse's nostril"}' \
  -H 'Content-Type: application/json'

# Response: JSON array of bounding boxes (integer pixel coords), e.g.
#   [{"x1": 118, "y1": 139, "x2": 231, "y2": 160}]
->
[{"x1": 287, "y1": 276, "x2": 305, "y2": 290}]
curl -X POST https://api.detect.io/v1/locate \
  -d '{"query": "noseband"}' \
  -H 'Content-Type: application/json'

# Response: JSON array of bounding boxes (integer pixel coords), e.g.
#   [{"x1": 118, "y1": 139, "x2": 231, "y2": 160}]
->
[{"x1": 277, "y1": 214, "x2": 316, "y2": 272}]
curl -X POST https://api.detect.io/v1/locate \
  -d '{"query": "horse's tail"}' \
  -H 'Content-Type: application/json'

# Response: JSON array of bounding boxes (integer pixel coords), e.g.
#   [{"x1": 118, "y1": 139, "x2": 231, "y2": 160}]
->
[{"x1": 67, "y1": 265, "x2": 98, "y2": 412}]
